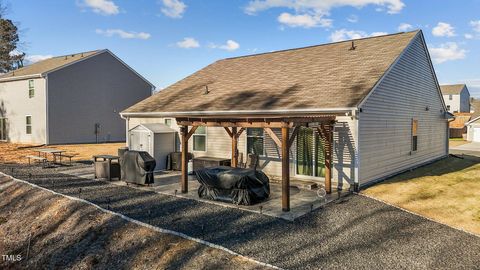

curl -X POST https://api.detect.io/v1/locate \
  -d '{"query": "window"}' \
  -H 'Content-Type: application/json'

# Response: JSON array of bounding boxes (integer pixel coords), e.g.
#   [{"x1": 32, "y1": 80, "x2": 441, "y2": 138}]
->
[
  {"x1": 164, "y1": 118, "x2": 172, "y2": 127},
  {"x1": 246, "y1": 128, "x2": 264, "y2": 155},
  {"x1": 193, "y1": 126, "x2": 206, "y2": 151},
  {"x1": 28, "y1": 80, "x2": 34, "y2": 98},
  {"x1": 0, "y1": 118, "x2": 7, "y2": 141},
  {"x1": 446, "y1": 105, "x2": 451, "y2": 111},
  {"x1": 449, "y1": 94, "x2": 452, "y2": 100},
  {"x1": 26, "y1": 116, "x2": 32, "y2": 135},
  {"x1": 411, "y1": 119, "x2": 418, "y2": 152}
]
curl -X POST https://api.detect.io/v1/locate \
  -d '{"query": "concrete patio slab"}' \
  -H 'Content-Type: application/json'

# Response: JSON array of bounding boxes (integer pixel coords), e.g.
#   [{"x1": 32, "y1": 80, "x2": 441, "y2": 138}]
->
[{"x1": 63, "y1": 167, "x2": 349, "y2": 220}]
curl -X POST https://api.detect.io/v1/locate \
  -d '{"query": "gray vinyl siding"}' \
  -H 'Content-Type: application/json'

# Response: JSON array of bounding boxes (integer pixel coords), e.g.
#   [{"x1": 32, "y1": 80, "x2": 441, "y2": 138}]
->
[
  {"x1": 0, "y1": 78, "x2": 47, "y2": 144},
  {"x1": 358, "y1": 34, "x2": 448, "y2": 185},
  {"x1": 47, "y1": 52, "x2": 152, "y2": 144},
  {"x1": 459, "y1": 88, "x2": 471, "y2": 113}
]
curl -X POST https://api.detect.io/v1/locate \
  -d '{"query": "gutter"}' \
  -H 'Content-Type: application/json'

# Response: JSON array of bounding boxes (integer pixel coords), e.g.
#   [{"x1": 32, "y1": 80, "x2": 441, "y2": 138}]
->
[
  {"x1": 120, "y1": 107, "x2": 356, "y2": 118},
  {"x1": 0, "y1": 73, "x2": 43, "y2": 83}
]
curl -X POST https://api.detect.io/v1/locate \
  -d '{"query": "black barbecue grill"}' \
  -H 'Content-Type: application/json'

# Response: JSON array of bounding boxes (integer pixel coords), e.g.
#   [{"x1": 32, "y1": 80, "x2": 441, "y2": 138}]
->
[{"x1": 120, "y1": 150, "x2": 156, "y2": 185}]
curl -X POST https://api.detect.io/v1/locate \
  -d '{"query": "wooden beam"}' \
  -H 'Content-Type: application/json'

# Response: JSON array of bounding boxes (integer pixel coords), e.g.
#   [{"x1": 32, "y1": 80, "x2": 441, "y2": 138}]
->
[
  {"x1": 177, "y1": 120, "x2": 294, "y2": 129},
  {"x1": 231, "y1": 127, "x2": 238, "y2": 167},
  {"x1": 186, "y1": 126, "x2": 198, "y2": 140},
  {"x1": 180, "y1": 126, "x2": 189, "y2": 193},
  {"x1": 236, "y1": 127, "x2": 246, "y2": 138},
  {"x1": 281, "y1": 127, "x2": 290, "y2": 212},
  {"x1": 264, "y1": 128, "x2": 282, "y2": 148},
  {"x1": 224, "y1": 127, "x2": 233, "y2": 138},
  {"x1": 288, "y1": 126, "x2": 300, "y2": 149}
]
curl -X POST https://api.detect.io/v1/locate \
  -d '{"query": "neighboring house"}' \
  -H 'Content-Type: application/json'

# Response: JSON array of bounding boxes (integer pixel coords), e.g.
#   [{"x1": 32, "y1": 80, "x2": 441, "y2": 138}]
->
[
  {"x1": 121, "y1": 30, "x2": 449, "y2": 201},
  {"x1": 0, "y1": 50, "x2": 154, "y2": 144},
  {"x1": 466, "y1": 99, "x2": 480, "y2": 142},
  {"x1": 449, "y1": 113, "x2": 471, "y2": 139},
  {"x1": 440, "y1": 84, "x2": 471, "y2": 113}
]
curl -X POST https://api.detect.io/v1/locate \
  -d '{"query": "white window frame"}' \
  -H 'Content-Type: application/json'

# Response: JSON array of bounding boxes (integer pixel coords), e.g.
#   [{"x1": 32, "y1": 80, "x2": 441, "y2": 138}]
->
[
  {"x1": 192, "y1": 126, "x2": 207, "y2": 152},
  {"x1": 411, "y1": 118, "x2": 418, "y2": 152},
  {"x1": 28, "y1": 79, "x2": 34, "y2": 98},
  {"x1": 245, "y1": 128, "x2": 265, "y2": 156},
  {"x1": 449, "y1": 94, "x2": 453, "y2": 100},
  {"x1": 26, "y1": 115, "x2": 32, "y2": 135}
]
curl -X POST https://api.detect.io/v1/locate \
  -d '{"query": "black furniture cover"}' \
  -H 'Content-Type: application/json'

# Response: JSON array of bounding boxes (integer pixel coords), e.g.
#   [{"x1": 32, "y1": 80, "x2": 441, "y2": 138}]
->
[
  {"x1": 195, "y1": 166, "x2": 270, "y2": 205},
  {"x1": 120, "y1": 150, "x2": 156, "y2": 185}
]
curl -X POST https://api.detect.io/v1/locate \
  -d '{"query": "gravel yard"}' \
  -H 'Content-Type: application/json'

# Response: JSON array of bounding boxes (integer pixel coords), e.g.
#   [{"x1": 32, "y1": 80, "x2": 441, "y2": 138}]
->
[
  {"x1": 2, "y1": 163, "x2": 480, "y2": 269},
  {"x1": 0, "y1": 172, "x2": 269, "y2": 270}
]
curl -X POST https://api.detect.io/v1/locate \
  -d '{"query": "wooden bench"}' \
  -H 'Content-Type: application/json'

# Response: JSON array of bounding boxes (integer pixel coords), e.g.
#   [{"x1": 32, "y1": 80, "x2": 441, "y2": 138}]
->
[
  {"x1": 53, "y1": 152, "x2": 78, "y2": 165},
  {"x1": 26, "y1": 155, "x2": 48, "y2": 168}
]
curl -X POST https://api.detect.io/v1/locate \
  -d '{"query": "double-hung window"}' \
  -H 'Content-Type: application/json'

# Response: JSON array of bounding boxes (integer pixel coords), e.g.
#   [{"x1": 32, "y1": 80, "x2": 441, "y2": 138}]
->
[
  {"x1": 26, "y1": 116, "x2": 32, "y2": 135},
  {"x1": 411, "y1": 119, "x2": 418, "y2": 152},
  {"x1": 28, "y1": 80, "x2": 35, "y2": 98},
  {"x1": 246, "y1": 128, "x2": 265, "y2": 155},
  {"x1": 193, "y1": 126, "x2": 207, "y2": 151}
]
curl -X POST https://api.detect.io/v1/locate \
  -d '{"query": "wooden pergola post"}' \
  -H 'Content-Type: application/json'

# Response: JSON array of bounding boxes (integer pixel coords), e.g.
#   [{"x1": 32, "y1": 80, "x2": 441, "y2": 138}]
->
[
  {"x1": 180, "y1": 125, "x2": 197, "y2": 193},
  {"x1": 231, "y1": 127, "x2": 238, "y2": 167},
  {"x1": 325, "y1": 124, "x2": 333, "y2": 194},
  {"x1": 318, "y1": 123, "x2": 333, "y2": 194},
  {"x1": 281, "y1": 126, "x2": 290, "y2": 212}
]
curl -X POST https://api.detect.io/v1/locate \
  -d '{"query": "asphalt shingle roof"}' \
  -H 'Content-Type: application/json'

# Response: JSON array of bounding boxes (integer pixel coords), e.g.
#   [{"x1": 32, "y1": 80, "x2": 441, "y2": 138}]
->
[
  {"x1": 0, "y1": 50, "x2": 101, "y2": 80},
  {"x1": 440, "y1": 84, "x2": 466, "y2": 95},
  {"x1": 124, "y1": 31, "x2": 420, "y2": 115}
]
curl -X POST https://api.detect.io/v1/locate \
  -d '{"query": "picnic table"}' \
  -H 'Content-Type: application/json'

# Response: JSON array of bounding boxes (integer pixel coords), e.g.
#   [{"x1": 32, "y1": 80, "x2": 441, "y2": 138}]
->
[{"x1": 36, "y1": 148, "x2": 66, "y2": 164}]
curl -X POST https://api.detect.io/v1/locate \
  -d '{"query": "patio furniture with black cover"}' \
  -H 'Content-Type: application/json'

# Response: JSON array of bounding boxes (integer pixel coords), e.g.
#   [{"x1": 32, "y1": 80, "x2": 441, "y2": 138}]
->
[{"x1": 195, "y1": 166, "x2": 270, "y2": 205}]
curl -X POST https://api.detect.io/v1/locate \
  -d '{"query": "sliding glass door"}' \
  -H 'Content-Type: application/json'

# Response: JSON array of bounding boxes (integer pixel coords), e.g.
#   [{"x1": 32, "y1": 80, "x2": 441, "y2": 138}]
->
[
  {"x1": 296, "y1": 127, "x2": 325, "y2": 177},
  {"x1": 0, "y1": 118, "x2": 7, "y2": 141}
]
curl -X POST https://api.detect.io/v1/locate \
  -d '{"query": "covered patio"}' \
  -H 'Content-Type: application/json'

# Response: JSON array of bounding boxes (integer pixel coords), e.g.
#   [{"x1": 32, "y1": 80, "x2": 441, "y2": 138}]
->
[{"x1": 175, "y1": 115, "x2": 339, "y2": 213}]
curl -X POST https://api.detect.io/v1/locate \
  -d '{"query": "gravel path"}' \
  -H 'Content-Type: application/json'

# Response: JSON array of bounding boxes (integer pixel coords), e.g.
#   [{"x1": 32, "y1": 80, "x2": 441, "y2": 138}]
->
[{"x1": 2, "y1": 164, "x2": 480, "y2": 269}]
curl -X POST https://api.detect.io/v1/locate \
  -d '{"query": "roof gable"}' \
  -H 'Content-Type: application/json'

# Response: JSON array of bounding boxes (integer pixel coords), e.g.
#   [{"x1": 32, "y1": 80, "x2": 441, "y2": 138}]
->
[
  {"x1": 123, "y1": 31, "x2": 420, "y2": 116},
  {"x1": 440, "y1": 84, "x2": 466, "y2": 95}
]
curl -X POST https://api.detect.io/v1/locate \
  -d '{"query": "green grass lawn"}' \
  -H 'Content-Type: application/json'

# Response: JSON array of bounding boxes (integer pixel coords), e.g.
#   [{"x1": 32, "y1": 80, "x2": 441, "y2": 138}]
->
[{"x1": 363, "y1": 155, "x2": 480, "y2": 235}]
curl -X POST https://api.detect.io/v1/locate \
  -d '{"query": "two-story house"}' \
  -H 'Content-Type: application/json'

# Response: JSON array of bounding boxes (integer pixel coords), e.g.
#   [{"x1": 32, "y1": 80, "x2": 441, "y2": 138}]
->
[
  {"x1": 0, "y1": 50, "x2": 154, "y2": 144},
  {"x1": 440, "y1": 84, "x2": 470, "y2": 113},
  {"x1": 440, "y1": 84, "x2": 471, "y2": 138}
]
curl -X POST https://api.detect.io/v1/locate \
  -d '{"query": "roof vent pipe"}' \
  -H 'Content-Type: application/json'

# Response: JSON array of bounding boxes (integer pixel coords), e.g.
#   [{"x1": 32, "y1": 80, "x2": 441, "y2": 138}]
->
[
  {"x1": 204, "y1": 85, "x2": 209, "y2": 95},
  {"x1": 349, "y1": 41, "x2": 356, "y2": 51}
]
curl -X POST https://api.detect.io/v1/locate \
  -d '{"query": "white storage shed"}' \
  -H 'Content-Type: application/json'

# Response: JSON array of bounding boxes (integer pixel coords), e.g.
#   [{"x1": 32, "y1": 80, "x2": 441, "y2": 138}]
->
[{"x1": 128, "y1": 123, "x2": 176, "y2": 170}]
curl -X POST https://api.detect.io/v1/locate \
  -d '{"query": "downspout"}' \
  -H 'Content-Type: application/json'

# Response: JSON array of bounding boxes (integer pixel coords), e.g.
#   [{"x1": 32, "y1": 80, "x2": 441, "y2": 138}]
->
[
  {"x1": 44, "y1": 75, "x2": 49, "y2": 145},
  {"x1": 446, "y1": 113, "x2": 455, "y2": 156},
  {"x1": 120, "y1": 114, "x2": 129, "y2": 147},
  {"x1": 352, "y1": 108, "x2": 360, "y2": 192}
]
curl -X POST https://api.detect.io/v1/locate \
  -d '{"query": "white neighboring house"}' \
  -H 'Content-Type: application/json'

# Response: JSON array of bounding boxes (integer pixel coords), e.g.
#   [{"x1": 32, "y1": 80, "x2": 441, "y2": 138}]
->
[
  {"x1": 0, "y1": 50, "x2": 154, "y2": 144},
  {"x1": 466, "y1": 99, "x2": 480, "y2": 142},
  {"x1": 440, "y1": 84, "x2": 471, "y2": 113}
]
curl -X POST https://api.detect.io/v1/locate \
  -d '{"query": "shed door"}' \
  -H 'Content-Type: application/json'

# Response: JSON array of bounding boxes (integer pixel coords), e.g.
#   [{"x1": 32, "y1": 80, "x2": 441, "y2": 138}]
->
[
  {"x1": 130, "y1": 131, "x2": 151, "y2": 152},
  {"x1": 474, "y1": 128, "x2": 480, "y2": 142}
]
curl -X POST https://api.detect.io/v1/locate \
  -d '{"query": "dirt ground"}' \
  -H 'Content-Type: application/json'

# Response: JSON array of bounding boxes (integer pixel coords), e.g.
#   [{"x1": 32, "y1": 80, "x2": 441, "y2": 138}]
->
[
  {"x1": 0, "y1": 176, "x2": 269, "y2": 270},
  {"x1": 363, "y1": 155, "x2": 480, "y2": 235},
  {"x1": 0, "y1": 142, "x2": 125, "y2": 164}
]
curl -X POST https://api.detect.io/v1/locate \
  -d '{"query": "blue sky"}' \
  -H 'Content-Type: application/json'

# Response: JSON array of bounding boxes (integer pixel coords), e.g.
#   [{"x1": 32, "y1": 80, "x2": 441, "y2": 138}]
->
[{"x1": 7, "y1": 0, "x2": 480, "y2": 97}]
